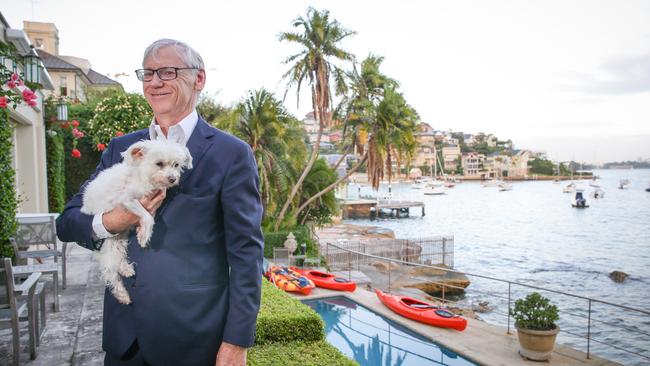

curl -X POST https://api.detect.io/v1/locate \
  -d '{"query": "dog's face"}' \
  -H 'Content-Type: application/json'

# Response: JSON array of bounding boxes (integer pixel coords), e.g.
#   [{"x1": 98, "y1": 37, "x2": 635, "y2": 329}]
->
[{"x1": 123, "y1": 140, "x2": 193, "y2": 188}]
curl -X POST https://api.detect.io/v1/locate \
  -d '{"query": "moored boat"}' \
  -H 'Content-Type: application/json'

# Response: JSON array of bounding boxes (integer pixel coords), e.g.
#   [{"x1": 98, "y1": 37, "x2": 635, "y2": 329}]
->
[
  {"x1": 571, "y1": 190, "x2": 589, "y2": 208},
  {"x1": 267, "y1": 266, "x2": 315, "y2": 295},
  {"x1": 292, "y1": 267, "x2": 356, "y2": 292},
  {"x1": 375, "y1": 289, "x2": 467, "y2": 331}
]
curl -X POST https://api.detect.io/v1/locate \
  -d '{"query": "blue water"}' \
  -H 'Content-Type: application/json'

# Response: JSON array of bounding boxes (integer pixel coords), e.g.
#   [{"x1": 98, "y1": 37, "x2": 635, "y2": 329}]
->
[
  {"x1": 344, "y1": 169, "x2": 650, "y2": 365},
  {"x1": 304, "y1": 297, "x2": 478, "y2": 366}
]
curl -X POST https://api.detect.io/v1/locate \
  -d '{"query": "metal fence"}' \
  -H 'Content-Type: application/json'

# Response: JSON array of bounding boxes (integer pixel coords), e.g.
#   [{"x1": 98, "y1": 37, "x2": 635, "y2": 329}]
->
[
  {"x1": 323, "y1": 242, "x2": 650, "y2": 366},
  {"x1": 323, "y1": 237, "x2": 454, "y2": 270}
]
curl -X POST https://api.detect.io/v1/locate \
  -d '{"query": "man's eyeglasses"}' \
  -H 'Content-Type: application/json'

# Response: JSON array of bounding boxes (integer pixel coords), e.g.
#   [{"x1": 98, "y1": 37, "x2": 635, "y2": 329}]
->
[{"x1": 134, "y1": 67, "x2": 199, "y2": 82}]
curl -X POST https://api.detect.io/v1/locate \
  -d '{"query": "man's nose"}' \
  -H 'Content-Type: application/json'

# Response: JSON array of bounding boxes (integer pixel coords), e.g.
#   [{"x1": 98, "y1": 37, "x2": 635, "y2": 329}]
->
[{"x1": 149, "y1": 72, "x2": 164, "y2": 86}]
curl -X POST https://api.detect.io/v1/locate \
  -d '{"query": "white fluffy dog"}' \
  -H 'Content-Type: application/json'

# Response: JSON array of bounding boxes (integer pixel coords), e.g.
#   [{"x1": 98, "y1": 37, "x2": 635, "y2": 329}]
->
[{"x1": 81, "y1": 140, "x2": 192, "y2": 304}]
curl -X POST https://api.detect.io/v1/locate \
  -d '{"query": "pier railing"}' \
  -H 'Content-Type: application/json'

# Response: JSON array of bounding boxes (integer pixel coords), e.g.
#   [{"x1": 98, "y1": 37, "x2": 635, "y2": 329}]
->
[
  {"x1": 323, "y1": 237, "x2": 454, "y2": 269},
  {"x1": 323, "y1": 242, "x2": 650, "y2": 366}
]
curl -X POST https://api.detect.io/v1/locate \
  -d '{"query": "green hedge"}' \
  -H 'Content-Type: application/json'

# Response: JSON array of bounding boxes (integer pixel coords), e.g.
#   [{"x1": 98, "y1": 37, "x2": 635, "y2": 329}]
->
[
  {"x1": 255, "y1": 279, "x2": 324, "y2": 344},
  {"x1": 0, "y1": 110, "x2": 17, "y2": 258},
  {"x1": 46, "y1": 127, "x2": 66, "y2": 213},
  {"x1": 263, "y1": 225, "x2": 314, "y2": 258},
  {"x1": 248, "y1": 340, "x2": 357, "y2": 366}
]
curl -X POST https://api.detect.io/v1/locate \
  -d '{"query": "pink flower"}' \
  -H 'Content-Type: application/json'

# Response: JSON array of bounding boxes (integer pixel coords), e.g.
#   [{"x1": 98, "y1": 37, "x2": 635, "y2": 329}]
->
[
  {"x1": 26, "y1": 99, "x2": 37, "y2": 107},
  {"x1": 7, "y1": 80, "x2": 16, "y2": 89},
  {"x1": 72, "y1": 128, "x2": 85, "y2": 138},
  {"x1": 0, "y1": 96, "x2": 7, "y2": 108},
  {"x1": 71, "y1": 149, "x2": 82, "y2": 158},
  {"x1": 11, "y1": 73, "x2": 19, "y2": 81},
  {"x1": 115, "y1": 131, "x2": 124, "y2": 137},
  {"x1": 22, "y1": 89, "x2": 37, "y2": 104},
  {"x1": 97, "y1": 143, "x2": 106, "y2": 151},
  {"x1": 71, "y1": 120, "x2": 79, "y2": 127}
]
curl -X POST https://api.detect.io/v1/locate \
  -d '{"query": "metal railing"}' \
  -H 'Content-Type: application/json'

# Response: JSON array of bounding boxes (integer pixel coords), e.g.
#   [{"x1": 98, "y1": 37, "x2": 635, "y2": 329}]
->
[
  {"x1": 323, "y1": 241, "x2": 650, "y2": 366},
  {"x1": 324, "y1": 237, "x2": 454, "y2": 269}
]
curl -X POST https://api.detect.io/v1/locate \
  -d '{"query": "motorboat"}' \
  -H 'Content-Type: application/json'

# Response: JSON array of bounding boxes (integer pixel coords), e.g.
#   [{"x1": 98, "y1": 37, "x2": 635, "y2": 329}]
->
[
  {"x1": 571, "y1": 190, "x2": 589, "y2": 208},
  {"x1": 423, "y1": 181, "x2": 446, "y2": 195},
  {"x1": 590, "y1": 189, "x2": 605, "y2": 199},
  {"x1": 482, "y1": 179, "x2": 500, "y2": 187},
  {"x1": 563, "y1": 182, "x2": 576, "y2": 193},
  {"x1": 498, "y1": 182, "x2": 513, "y2": 191},
  {"x1": 618, "y1": 179, "x2": 630, "y2": 190}
]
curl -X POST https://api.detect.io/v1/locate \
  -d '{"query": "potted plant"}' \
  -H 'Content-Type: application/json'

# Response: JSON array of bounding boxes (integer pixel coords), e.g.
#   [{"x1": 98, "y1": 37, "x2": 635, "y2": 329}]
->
[{"x1": 510, "y1": 292, "x2": 560, "y2": 361}]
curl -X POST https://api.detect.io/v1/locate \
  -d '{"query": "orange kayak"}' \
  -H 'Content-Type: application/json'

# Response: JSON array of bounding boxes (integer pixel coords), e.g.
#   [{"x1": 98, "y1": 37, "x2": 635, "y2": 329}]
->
[
  {"x1": 375, "y1": 289, "x2": 467, "y2": 331},
  {"x1": 292, "y1": 267, "x2": 356, "y2": 292},
  {"x1": 267, "y1": 266, "x2": 315, "y2": 295}
]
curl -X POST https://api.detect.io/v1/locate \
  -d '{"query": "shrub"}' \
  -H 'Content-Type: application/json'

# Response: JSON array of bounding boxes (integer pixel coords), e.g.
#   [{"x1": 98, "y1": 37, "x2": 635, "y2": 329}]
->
[
  {"x1": 45, "y1": 127, "x2": 66, "y2": 212},
  {"x1": 255, "y1": 279, "x2": 324, "y2": 344},
  {"x1": 263, "y1": 225, "x2": 314, "y2": 258},
  {"x1": 248, "y1": 340, "x2": 357, "y2": 366},
  {"x1": 510, "y1": 292, "x2": 559, "y2": 330},
  {"x1": 86, "y1": 93, "x2": 152, "y2": 147},
  {"x1": 0, "y1": 109, "x2": 17, "y2": 258}
]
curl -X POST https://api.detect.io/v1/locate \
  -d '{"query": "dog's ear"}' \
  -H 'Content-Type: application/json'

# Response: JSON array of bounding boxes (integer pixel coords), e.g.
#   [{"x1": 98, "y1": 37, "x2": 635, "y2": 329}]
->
[
  {"x1": 122, "y1": 141, "x2": 148, "y2": 165},
  {"x1": 182, "y1": 147, "x2": 193, "y2": 170}
]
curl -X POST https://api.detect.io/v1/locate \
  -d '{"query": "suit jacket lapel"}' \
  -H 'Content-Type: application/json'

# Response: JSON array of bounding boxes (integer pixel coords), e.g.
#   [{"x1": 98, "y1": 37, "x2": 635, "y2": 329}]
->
[{"x1": 180, "y1": 117, "x2": 215, "y2": 186}]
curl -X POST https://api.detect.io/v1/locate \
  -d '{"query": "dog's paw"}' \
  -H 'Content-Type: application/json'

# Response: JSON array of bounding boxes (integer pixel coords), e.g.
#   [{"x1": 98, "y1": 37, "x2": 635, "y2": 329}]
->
[
  {"x1": 113, "y1": 289, "x2": 132, "y2": 305},
  {"x1": 119, "y1": 262, "x2": 135, "y2": 278},
  {"x1": 136, "y1": 225, "x2": 152, "y2": 248}
]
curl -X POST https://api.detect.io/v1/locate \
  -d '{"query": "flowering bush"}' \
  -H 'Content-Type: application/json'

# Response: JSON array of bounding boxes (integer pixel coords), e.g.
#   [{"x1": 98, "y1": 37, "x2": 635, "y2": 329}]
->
[
  {"x1": 87, "y1": 93, "x2": 152, "y2": 148},
  {"x1": 0, "y1": 42, "x2": 41, "y2": 257}
]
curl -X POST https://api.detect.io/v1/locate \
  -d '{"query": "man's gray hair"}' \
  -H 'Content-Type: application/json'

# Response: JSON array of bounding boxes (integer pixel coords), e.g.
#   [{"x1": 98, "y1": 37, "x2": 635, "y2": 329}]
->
[{"x1": 142, "y1": 39, "x2": 205, "y2": 70}]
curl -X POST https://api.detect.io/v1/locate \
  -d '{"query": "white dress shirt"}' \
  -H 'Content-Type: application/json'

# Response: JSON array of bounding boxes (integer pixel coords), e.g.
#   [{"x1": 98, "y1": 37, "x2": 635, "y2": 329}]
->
[{"x1": 92, "y1": 110, "x2": 199, "y2": 239}]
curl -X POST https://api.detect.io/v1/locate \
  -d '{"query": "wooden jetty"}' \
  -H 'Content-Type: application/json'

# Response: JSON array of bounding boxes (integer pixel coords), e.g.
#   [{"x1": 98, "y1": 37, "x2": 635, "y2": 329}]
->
[{"x1": 341, "y1": 199, "x2": 425, "y2": 219}]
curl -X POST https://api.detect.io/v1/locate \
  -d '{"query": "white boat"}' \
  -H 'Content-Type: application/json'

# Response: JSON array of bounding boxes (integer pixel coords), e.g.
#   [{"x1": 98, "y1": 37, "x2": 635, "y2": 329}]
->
[
  {"x1": 498, "y1": 182, "x2": 513, "y2": 191},
  {"x1": 423, "y1": 182, "x2": 447, "y2": 195},
  {"x1": 563, "y1": 182, "x2": 576, "y2": 193},
  {"x1": 482, "y1": 179, "x2": 500, "y2": 187},
  {"x1": 590, "y1": 189, "x2": 605, "y2": 199},
  {"x1": 618, "y1": 179, "x2": 630, "y2": 190}
]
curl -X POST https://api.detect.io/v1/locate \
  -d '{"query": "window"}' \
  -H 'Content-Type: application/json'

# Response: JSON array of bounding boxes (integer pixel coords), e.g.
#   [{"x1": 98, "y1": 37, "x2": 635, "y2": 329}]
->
[{"x1": 59, "y1": 76, "x2": 67, "y2": 96}]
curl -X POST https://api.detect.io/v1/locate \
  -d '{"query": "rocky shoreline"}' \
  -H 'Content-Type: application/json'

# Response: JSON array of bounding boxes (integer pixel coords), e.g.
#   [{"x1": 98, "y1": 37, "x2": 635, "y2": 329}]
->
[{"x1": 316, "y1": 223, "x2": 477, "y2": 318}]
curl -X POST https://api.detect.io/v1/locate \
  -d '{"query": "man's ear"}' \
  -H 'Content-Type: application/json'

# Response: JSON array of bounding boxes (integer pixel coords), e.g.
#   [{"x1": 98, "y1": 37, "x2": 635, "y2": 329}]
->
[{"x1": 123, "y1": 141, "x2": 148, "y2": 165}]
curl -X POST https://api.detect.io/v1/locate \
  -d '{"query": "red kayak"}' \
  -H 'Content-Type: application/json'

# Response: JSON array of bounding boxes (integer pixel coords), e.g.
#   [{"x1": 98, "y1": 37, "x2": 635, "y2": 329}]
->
[
  {"x1": 375, "y1": 289, "x2": 467, "y2": 331},
  {"x1": 292, "y1": 267, "x2": 356, "y2": 292}
]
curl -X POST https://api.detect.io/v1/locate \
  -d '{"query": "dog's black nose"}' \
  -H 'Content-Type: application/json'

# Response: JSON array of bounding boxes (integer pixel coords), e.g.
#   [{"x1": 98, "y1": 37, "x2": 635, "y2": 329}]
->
[{"x1": 168, "y1": 177, "x2": 176, "y2": 184}]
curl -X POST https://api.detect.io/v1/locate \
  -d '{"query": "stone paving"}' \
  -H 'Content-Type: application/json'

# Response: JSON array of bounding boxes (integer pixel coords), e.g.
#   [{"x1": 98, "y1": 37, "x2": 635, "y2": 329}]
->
[{"x1": 0, "y1": 244, "x2": 105, "y2": 366}]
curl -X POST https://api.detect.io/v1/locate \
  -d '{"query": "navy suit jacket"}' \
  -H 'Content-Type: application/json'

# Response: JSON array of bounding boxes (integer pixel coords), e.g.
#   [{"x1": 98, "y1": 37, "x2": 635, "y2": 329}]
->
[{"x1": 56, "y1": 118, "x2": 264, "y2": 365}]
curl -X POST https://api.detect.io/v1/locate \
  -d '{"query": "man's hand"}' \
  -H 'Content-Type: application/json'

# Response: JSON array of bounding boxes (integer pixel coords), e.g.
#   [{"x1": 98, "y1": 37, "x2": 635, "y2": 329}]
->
[
  {"x1": 215, "y1": 342, "x2": 246, "y2": 366},
  {"x1": 102, "y1": 189, "x2": 167, "y2": 234}
]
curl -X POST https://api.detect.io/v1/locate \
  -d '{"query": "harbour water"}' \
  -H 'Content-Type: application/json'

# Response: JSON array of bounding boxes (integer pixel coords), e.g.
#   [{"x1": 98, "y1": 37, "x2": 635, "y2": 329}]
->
[{"x1": 344, "y1": 169, "x2": 650, "y2": 365}]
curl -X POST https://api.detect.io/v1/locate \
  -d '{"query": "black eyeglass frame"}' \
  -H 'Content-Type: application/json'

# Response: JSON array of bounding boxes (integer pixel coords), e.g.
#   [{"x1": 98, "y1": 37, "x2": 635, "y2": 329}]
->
[{"x1": 134, "y1": 67, "x2": 200, "y2": 82}]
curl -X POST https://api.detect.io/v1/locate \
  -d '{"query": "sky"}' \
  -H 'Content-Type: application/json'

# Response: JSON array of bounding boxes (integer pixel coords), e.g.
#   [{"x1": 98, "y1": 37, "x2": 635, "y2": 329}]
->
[{"x1": 3, "y1": 0, "x2": 649, "y2": 163}]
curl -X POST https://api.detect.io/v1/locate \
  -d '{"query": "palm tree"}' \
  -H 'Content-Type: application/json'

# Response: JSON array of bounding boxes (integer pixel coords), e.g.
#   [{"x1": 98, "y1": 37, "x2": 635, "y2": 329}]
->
[
  {"x1": 214, "y1": 89, "x2": 305, "y2": 223},
  {"x1": 293, "y1": 60, "x2": 418, "y2": 217},
  {"x1": 275, "y1": 7, "x2": 356, "y2": 231}
]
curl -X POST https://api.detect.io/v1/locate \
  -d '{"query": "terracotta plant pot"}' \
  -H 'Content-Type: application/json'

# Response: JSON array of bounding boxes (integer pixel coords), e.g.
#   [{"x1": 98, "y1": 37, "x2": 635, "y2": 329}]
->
[{"x1": 515, "y1": 325, "x2": 560, "y2": 361}]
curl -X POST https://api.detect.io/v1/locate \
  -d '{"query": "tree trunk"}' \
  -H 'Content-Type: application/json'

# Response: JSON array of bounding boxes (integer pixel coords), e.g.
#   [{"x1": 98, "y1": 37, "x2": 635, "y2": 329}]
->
[
  {"x1": 293, "y1": 153, "x2": 369, "y2": 219},
  {"x1": 274, "y1": 87, "x2": 325, "y2": 231}
]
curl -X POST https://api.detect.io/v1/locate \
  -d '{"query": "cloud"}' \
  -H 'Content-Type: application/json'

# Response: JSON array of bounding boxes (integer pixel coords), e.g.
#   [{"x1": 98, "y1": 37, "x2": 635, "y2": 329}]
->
[{"x1": 556, "y1": 52, "x2": 650, "y2": 95}]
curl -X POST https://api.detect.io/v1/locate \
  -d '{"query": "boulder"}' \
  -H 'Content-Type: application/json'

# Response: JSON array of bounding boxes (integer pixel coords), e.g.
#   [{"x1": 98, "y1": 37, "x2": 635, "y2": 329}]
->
[{"x1": 609, "y1": 271, "x2": 629, "y2": 283}]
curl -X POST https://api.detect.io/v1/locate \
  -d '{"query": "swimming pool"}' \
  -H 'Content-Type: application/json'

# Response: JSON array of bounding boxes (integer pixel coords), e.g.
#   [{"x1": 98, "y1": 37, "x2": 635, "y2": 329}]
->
[{"x1": 303, "y1": 297, "x2": 478, "y2": 366}]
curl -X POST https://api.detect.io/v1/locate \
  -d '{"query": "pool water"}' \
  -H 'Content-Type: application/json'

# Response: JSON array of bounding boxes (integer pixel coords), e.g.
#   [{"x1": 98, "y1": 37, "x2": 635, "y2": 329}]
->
[{"x1": 303, "y1": 297, "x2": 478, "y2": 366}]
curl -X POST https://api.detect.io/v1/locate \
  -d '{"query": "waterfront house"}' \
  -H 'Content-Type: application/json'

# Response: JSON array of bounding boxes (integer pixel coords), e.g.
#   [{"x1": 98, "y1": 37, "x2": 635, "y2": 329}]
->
[
  {"x1": 442, "y1": 144, "x2": 461, "y2": 172},
  {"x1": 23, "y1": 21, "x2": 122, "y2": 102},
  {"x1": 1, "y1": 13, "x2": 55, "y2": 213},
  {"x1": 461, "y1": 152, "x2": 485, "y2": 178}
]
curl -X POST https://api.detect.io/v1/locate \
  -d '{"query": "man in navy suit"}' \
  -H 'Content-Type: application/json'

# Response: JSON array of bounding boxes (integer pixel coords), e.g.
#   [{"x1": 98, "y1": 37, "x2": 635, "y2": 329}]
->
[{"x1": 56, "y1": 39, "x2": 264, "y2": 366}]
